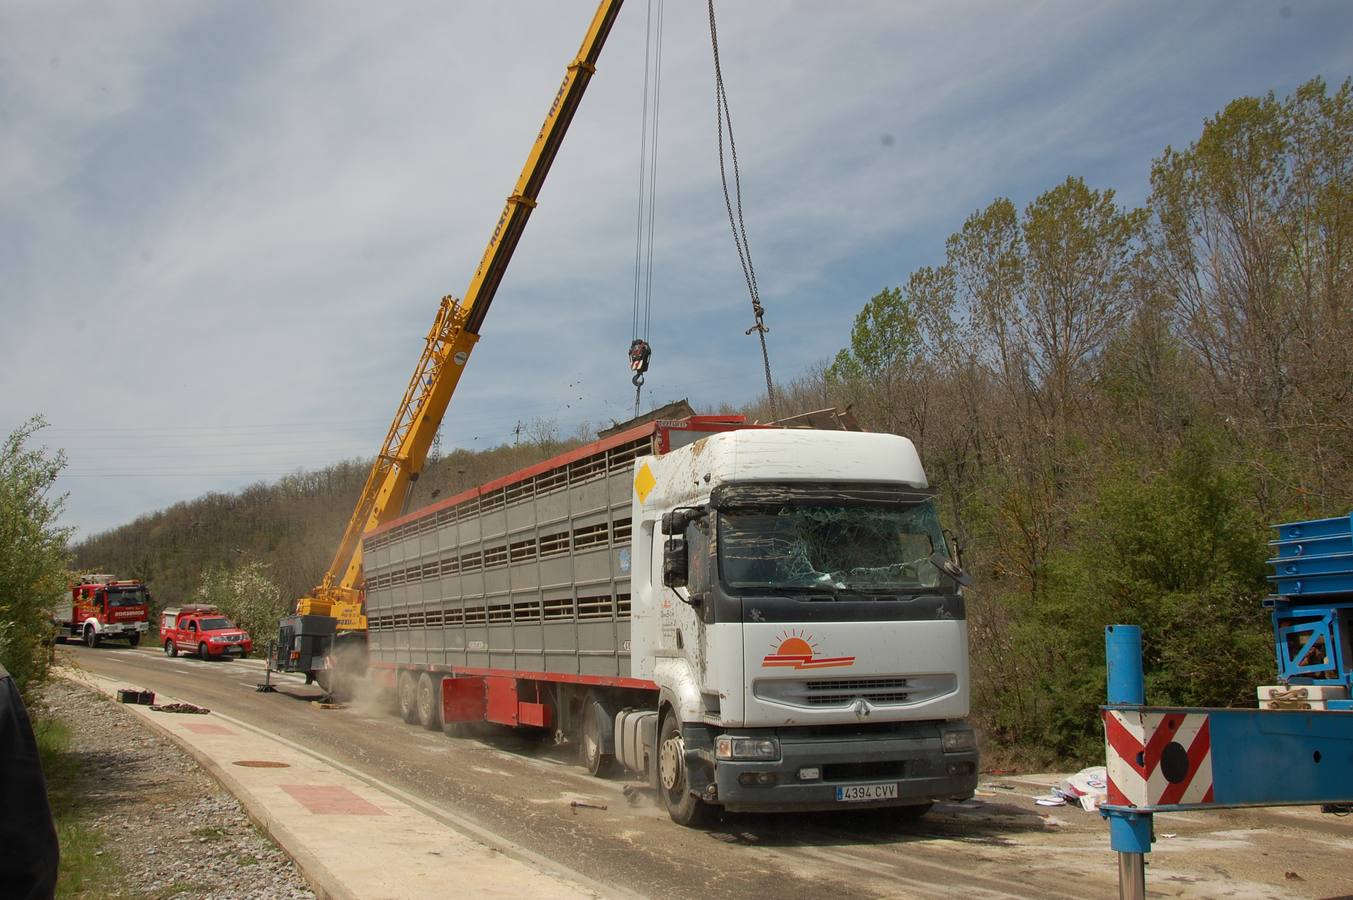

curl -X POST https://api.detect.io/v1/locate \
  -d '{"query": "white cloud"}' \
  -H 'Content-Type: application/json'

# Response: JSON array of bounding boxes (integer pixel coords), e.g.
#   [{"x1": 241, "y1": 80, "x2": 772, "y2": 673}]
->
[{"x1": 1, "y1": 0, "x2": 1348, "y2": 537}]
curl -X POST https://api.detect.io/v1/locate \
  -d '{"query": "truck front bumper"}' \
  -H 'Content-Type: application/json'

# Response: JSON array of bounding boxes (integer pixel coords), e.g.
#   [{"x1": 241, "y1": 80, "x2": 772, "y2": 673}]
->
[
  {"x1": 102, "y1": 622, "x2": 149, "y2": 636},
  {"x1": 705, "y1": 725, "x2": 978, "y2": 813}
]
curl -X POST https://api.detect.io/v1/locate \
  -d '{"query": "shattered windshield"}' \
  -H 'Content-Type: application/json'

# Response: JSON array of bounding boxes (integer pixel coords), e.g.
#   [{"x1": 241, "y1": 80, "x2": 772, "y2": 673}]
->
[{"x1": 718, "y1": 500, "x2": 949, "y2": 592}]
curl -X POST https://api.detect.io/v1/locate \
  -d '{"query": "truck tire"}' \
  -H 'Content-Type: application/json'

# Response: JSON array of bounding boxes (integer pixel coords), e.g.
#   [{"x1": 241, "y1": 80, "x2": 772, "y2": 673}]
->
[
  {"x1": 580, "y1": 696, "x2": 617, "y2": 777},
  {"x1": 397, "y1": 670, "x2": 419, "y2": 724},
  {"x1": 198, "y1": 642, "x2": 209, "y2": 660},
  {"x1": 658, "y1": 711, "x2": 714, "y2": 827},
  {"x1": 128, "y1": 632, "x2": 141, "y2": 648},
  {"x1": 84, "y1": 626, "x2": 99, "y2": 649},
  {"x1": 416, "y1": 673, "x2": 442, "y2": 731},
  {"x1": 164, "y1": 640, "x2": 177, "y2": 658}
]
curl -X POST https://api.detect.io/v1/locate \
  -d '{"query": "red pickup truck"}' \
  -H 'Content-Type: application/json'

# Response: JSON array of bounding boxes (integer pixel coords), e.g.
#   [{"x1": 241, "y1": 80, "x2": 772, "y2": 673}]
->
[{"x1": 159, "y1": 606, "x2": 253, "y2": 659}]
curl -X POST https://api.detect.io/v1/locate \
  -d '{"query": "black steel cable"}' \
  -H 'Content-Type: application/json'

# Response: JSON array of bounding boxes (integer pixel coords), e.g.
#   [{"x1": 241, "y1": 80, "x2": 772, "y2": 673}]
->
[
  {"x1": 630, "y1": 0, "x2": 654, "y2": 344},
  {"x1": 642, "y1": 0, "x2": 665, "y2": 343},
  {"x1": 707, "y1": 0, "x2": 776, "y2": 417}
]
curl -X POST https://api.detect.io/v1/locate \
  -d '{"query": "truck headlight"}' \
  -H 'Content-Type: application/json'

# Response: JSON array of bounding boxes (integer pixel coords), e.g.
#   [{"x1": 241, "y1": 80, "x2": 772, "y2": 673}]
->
[
  {"x1": 715, "y1": 736, "x2": 780, "y2": 760},
  {"x1": 942, "y1": 728, "x2": 976, "y2": 753}
]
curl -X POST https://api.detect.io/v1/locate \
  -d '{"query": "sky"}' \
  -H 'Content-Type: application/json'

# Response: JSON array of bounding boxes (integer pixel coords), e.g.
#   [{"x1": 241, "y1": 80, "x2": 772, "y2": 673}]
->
[{"x1": 2, "y1": 0, "x2": 1350, "y2": 540}]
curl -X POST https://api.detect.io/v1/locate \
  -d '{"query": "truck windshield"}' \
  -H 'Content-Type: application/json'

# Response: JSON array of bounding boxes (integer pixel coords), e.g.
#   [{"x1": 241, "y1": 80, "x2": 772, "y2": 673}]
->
[
  {"x1": 106, "y1": 590, "x2": 146, "y2": 607},
  {"x1": 718, "y1": 500, "x2": 950, "y2": 592},
  {"x1": 199, "y1": 618, "x2": 233, "y2": 630}
]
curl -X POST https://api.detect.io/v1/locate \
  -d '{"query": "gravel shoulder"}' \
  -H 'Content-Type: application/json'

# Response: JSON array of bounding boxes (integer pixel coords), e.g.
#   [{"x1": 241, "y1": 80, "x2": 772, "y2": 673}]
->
[{"x1": 36, "y1": 677, "x2": 315, "y2": 900}]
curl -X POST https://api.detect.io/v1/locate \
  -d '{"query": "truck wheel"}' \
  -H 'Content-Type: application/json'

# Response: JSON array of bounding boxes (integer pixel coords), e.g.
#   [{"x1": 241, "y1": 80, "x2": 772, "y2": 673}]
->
[
  {"x1": 198, "y1": 642, "x2": 209, "y2": 660},
  {"x1": 579, "y1": 696, "x2": 617, "y2": 777},
  {"x1": 397, "y1": 671, "x2": 419, "y2": 724},
  {"x1": 128, "y1": 632, "x2": 141, "y2": 648},
  {"x1": 84, "y1": 626, "x2": 100, "y2": 649},
  {"x1": 658, "y1": 712, "x2": 714, "y2": 827},
  {"x1": 164, "y1": 640, "x2": 178, "y2": 658},
  {"x1": 416, "y1": 674, "x2": 443, "y2": 731}
]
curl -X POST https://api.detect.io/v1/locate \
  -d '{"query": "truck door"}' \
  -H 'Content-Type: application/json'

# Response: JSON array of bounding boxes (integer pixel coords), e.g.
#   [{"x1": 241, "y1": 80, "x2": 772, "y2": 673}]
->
[{"x1": 182, "y1": 619, "x2": 197, "y2": 652}]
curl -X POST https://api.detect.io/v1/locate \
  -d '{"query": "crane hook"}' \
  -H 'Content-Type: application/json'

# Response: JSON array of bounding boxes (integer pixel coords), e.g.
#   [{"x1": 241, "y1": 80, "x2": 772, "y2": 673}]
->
[{"x1": 628, "y1": 339, "x2": 652, "y2": 387}]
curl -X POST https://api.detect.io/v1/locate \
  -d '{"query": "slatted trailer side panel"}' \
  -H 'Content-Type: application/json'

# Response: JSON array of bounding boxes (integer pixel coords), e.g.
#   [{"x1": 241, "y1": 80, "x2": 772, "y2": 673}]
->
[{"x1": 363, "y1": 431, "x2": 650, "y2": 678}]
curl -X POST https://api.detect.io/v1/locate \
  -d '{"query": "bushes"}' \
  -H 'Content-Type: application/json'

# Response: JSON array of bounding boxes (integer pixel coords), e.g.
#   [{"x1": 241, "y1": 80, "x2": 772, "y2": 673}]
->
[
  {"x1": 975, "y1": 435, "x2": 1273, "y2": 763},
  {"x1": 192, "y1": 561, "x2": 287, "y2": 645},
  {"x1": 0, "y1": 417, "x2": 72, "y2": 699}
]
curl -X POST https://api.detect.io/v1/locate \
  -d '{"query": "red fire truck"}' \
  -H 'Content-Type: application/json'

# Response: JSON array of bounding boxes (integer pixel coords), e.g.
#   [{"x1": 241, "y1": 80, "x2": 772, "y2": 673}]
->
[{"x1": 53, "y1": 574, "x2": 151, "y2": 648}]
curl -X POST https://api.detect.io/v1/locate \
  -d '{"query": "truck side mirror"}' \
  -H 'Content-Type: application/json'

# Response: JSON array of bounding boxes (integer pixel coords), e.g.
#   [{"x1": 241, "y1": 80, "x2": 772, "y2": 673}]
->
[
  {"x1": 943, "y1": 528, "x2": 963, "y2": 569},
  {"x1": 663, "y1": 537, "x2": 688, "y2": 588}
]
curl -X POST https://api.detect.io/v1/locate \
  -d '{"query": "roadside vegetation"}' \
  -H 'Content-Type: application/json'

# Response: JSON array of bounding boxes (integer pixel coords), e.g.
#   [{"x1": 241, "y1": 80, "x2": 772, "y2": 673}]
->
[
  {"x1": 33, "y1": 715, "x2": 123, "y2": 898},
  {"x1": 72, "y1": 78, "x2": 1351, "y2": 767}
]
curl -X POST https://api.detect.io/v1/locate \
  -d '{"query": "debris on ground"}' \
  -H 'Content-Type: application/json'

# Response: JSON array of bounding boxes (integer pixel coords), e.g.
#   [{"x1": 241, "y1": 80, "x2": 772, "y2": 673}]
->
[
  {"x1": 151, "y1": 701, "x2": 212, "y2": 714},
  {"x1": 116, "y1": 688, "x2": 155, "y2": 704},
  {"x1": 570, "y1": 800, "x2": 608, "y2": 813},
  {"x1": 1053, "y1": 766, "x2": 1109, "y2": 811}
]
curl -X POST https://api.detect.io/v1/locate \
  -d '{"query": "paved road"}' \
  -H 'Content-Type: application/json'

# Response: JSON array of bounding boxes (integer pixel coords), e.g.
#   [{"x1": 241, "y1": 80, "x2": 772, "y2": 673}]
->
[{"x1": 61, "y1": 642, "x2": 1352, "y2": 899}]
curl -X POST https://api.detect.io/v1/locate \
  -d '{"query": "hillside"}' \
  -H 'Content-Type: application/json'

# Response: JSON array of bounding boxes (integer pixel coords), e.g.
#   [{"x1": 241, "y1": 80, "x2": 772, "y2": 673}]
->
[{"x1": 69, "y1": 78, "x2": 1352, "y2": 763}]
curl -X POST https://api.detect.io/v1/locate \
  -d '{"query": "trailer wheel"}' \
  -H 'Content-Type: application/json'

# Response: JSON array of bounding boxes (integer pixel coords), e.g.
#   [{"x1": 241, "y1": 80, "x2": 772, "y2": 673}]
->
[
  {"x1": 397, "y1": 670, "x2": 419, "y2": 724},
  {"x1": 580, "y1": 696, "x2": 617, "y2": 777},
  {"x1": 658, "y1": 711, "x2": 714, "y2": 827},
  {"x1": 416, "y1": 673, "x2": 442, "y2": 731},
  {"x1": 164, "y1": 640, "x2": 177, "y2": 658},
  {"x1": 84, "y1": 626, "x2": 99, "y2": 649},
  {"x1": 128, "y1": 632, "x2": 141, "y2": 648}
]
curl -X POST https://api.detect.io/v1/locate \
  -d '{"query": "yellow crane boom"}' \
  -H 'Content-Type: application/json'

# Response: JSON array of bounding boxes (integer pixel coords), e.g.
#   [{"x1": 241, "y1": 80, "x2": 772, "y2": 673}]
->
[{"x1": 297, "y1": 0, "x2": 625, "y2": 631}]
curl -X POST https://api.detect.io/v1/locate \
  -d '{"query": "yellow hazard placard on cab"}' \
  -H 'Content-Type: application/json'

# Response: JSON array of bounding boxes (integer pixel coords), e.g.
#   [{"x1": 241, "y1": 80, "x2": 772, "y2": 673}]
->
[{"x1": 634, "y1": 462, "x2": 656, "y2": 504}]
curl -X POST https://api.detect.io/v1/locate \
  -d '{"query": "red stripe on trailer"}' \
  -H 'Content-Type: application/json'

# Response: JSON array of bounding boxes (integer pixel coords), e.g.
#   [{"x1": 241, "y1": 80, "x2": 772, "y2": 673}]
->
[
  {"x1": 365, "y1": 660, "x2": 656, "y2": 692},
  {"x1": 451, "y1": 666, "x2": 655, "y2": 692},
  {"x1": 366, "y1": 415, "x2": 752, "y2": 538}
]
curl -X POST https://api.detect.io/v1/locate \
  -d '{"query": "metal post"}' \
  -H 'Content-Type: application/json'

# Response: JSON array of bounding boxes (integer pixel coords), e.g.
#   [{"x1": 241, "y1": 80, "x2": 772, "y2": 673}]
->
[
  {"x1": 1105, "y1": 625, "x2": 1148, "y2": 900},
  {"x1": 1106, "y1": 624, "x2": 1144, "y2": 705},
  {"x1": 255, "y1": 640, "x2": 278, "y2": 693}
]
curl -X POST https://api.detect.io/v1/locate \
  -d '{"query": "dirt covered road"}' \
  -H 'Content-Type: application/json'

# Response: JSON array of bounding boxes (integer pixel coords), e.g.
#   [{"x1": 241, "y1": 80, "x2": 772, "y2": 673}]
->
[{"x1": 61, "y1": 642, "x2": 1353, "y2": 899}]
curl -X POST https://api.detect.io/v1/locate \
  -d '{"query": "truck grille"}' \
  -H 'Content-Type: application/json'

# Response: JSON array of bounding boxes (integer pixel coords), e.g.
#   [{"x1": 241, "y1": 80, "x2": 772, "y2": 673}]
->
[
  {"x1": 753, "y1": 674, "x2": 956, "y2": 709},
  {"x1": 805, "y1": 678, "x2": 911, "y2": 705}
]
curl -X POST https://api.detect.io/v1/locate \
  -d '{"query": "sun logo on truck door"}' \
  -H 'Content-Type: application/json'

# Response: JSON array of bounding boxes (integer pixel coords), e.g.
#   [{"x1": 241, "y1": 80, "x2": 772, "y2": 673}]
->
[{"x1": 762, "y1": 630, "x2": 854, "y2": 669}]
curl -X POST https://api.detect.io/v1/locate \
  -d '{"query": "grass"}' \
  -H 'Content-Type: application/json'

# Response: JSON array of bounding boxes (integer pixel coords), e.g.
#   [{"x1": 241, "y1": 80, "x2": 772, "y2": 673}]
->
[
  {"x1": 190, "y1": 825, "x2": 230, "y2": 841},
  {"x1": 33, "y1": 715, "x2": 124, "y2": 899}
]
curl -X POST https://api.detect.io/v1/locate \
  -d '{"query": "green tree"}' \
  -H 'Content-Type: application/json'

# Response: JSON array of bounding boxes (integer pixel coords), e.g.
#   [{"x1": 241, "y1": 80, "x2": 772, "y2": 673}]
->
[
  {"x1": 193, "y1": 561, "x2": 286, "y2": 647},
  {"x1": 0, "y1": 417, "x2": 72, "y2": 698},
  {"x1": 1148, "y1": 76, "x2": 1353, "y2": 516},
  {"x1": 825, "y1": 285, "x2": 929, "y2": 438}
]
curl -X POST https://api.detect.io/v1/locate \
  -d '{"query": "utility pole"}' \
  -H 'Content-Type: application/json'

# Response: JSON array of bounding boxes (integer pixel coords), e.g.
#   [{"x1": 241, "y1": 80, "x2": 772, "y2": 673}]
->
[{"x1": 513, "y1": 421, "x2": 523, "y2": 447}]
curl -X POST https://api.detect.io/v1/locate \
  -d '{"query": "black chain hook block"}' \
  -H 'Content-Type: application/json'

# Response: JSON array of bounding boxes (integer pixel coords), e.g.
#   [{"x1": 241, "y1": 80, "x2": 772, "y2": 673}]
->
[
  {"x1": 629, "y1": 339, "x2": 652, "y2": 387},
  {"x1": 745, "y1": 298, "x2": 769, "y2": 336}
]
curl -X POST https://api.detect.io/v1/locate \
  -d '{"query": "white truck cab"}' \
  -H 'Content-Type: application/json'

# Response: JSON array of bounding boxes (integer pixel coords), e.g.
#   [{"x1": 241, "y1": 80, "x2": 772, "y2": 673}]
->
[{"x1": 626, "y1": 428, "x2": 977, "y2": 821}]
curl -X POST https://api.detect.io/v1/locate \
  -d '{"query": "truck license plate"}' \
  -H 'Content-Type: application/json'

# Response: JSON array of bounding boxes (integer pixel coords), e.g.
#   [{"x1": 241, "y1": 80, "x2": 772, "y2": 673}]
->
[{"x1": 836, "y1": 783, "x2": 898, "y2": 802}]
